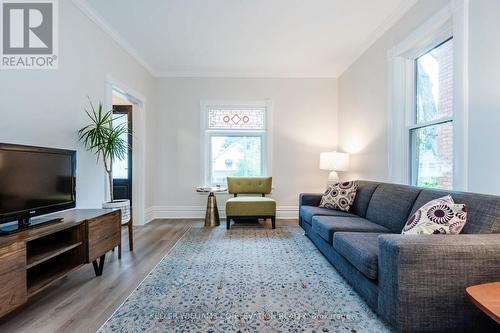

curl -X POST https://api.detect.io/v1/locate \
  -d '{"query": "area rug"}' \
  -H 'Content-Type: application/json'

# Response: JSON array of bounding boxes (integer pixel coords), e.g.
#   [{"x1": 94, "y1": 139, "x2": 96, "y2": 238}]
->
[{"x1": 98, "y1": 226, "x2": 392, "y2": 332}]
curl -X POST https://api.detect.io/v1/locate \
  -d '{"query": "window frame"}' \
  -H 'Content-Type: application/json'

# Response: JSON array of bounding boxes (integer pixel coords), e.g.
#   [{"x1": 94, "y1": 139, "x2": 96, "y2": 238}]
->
[
  {"x1": 387, "y1": 1, "x2": 469, "y2": 191},
  {"x1": 200, "y1": 100, "x2": 272, "y2": 187},
  {"x1": 409, "y1": 37, "x2": 454, "y2": 188}
]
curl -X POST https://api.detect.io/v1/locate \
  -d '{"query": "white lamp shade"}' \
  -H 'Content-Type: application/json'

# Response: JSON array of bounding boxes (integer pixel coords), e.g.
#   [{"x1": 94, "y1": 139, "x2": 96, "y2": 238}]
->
[{"x1": 319, "y1": 151, "x2": 349, "y2": 172}]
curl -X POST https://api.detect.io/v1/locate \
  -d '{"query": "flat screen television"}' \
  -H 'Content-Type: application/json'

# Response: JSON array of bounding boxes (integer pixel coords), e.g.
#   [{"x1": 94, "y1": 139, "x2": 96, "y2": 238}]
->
[{"x1": 0, "y1": 143, "x2": 76, "y2": 234}]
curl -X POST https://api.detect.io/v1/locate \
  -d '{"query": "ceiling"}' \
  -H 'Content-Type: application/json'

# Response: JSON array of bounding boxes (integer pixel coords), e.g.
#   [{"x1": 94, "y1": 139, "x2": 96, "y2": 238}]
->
[{"x1": 76, "y1": 0, "x2": 416, "y2": 78}]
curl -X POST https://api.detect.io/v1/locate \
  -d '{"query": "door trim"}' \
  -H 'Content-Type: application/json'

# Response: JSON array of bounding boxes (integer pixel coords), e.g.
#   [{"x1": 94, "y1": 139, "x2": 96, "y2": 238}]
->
[{"x1": 105, "y1": 75, "x2": 147, "y2": 225}]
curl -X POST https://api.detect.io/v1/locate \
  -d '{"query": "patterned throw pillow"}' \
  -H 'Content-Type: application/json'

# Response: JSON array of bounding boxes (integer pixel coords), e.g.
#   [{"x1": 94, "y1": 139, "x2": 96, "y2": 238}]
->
[
  {"x1": 402, "y1": 195, "x2": 468, "y2": 235},
  {"x1": 319, "y1": 181, "x2": 358, "y2": 212}
]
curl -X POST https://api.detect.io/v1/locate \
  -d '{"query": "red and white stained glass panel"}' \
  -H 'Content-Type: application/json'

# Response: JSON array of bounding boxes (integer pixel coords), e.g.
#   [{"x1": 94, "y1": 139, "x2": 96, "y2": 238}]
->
[{"x1": 208, "y1": 108, "x2": 265, "y2": 130}]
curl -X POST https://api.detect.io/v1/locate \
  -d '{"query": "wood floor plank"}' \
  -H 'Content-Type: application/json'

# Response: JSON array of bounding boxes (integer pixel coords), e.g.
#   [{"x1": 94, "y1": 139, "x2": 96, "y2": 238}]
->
[{"x1": 0, "y1": 218, "x2": 297, "y2": 333}]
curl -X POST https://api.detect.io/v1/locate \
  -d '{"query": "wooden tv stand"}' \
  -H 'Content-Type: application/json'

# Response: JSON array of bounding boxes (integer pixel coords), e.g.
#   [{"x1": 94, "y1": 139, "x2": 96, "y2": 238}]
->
[{"x1": 0, "y1": 209, "x2": 121, "y2": 317}]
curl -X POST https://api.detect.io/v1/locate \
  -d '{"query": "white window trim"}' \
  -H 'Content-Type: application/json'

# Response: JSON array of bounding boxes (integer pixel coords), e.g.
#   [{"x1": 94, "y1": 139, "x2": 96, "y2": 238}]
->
[
  {"x1": 387, "y1": 0, "x2": 468, "y2": 190},
  {"x1": 200, "y1": 100, "x2": 273, "y2": 187}
]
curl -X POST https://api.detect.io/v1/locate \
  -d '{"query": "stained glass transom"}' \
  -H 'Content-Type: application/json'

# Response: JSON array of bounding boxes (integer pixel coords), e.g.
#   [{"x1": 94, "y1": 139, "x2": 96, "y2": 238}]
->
[{"x1": 208, "y1": 108, "x2": 265, "y2": 130}]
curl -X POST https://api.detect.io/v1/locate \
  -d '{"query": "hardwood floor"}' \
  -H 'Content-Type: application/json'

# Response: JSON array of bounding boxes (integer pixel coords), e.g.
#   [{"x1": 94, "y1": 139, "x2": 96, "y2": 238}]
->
[{"x1": 0, "y1": 218, "x2": 298, "y2": 333}]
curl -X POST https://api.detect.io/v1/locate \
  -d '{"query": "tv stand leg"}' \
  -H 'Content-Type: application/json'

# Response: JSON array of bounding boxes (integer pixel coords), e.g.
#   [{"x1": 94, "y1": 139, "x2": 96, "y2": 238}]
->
[{"x1": 92, "y1": 254, "x2": 106, "y2": 276}]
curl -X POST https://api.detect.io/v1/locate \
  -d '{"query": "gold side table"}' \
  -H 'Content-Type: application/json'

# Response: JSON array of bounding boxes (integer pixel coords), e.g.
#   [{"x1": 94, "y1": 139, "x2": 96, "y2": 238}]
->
[{"x1": 196, "y1": 187, "x2": 227, "y2": 227}]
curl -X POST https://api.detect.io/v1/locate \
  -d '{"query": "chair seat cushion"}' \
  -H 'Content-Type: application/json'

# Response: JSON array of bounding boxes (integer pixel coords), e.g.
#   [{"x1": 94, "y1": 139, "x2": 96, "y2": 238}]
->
[
  {"x1": 300, "y1": 206, "x2": 356, "y2": 225},
  {"x1": 311, "y1": 215, "x2": 391, "y2": 244},
  {"x1": 226, "y1": 197, "x2": 276, "y2": 217},
  {"x1": 333, "y1": 232, "x2": 382, "y2": 280}
]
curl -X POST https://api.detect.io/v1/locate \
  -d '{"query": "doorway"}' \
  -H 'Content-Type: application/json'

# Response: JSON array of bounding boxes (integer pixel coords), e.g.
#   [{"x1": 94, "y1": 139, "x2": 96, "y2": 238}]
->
[
  {"x1": 106, "y1": 76, "x2": 146, "y2": 226},
  {"x1": 112, "y1": 93, "x2": 133, "y2": 203}
]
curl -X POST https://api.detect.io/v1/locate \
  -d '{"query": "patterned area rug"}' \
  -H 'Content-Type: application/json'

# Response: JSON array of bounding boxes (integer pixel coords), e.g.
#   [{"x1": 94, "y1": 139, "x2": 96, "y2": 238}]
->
[{"x1": 99, "y1": 227, "x2": 391, "y2": 332}]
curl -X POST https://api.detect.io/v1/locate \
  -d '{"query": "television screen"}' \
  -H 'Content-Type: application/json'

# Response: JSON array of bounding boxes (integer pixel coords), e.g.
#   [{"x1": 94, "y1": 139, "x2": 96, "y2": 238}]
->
[{"x1": 0, "y1": 144, "x2": 76, "y2": 222}]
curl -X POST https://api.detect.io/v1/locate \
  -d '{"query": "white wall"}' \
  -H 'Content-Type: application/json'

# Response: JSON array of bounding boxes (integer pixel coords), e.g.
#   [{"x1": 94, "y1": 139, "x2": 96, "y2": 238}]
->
[
  {"x1": 467, "y1": 0, "x2": 500, "y2": 194},
  {"x1": 0, "y1": 1, "x2": 154, "y2": 211},
  {"x1": 6, "y1": 0, "x2": 496, "y2": 225},
  {"x1": 338, "y1": 0, "x2": 500, "y2": 195},
  {"x1": 0, "y1": 1, "x2": 337, "y2": 223},
  {"x1": 148, "y1": 78, "x2": 338, "y2": 219},
  {"x1": 338, "y1": 0, "x2": 448, "y2": 182}
]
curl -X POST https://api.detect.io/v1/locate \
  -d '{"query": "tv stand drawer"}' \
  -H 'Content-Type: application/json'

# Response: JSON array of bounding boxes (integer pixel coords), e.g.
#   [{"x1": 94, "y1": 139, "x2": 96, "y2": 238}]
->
[{"x1": 87, "y1": 211, "x2": 121, "y2": 262}]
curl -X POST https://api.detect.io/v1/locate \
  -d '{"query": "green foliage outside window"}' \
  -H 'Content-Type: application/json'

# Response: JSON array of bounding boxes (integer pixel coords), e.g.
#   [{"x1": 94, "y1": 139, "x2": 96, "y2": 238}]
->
[{"x1": 222, "y1": 136, "x2": 261, "y2": 177}]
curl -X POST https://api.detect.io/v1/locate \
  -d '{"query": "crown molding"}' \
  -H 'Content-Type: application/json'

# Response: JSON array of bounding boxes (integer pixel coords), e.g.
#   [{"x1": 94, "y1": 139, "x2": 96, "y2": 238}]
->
[
  {"x1": 337, "y1": 0, "x2": 419, "y2": 77},
  {"x1": 154, "y1": 71, "x2": 338, "y2": 79},
  {"x1": 72, "y1": 0, "x2": 158, "y2": 76},
  {"x1": 72, "y1": 0, "x2": 415, "y2": 80},
  {"x1": 71, "y1": 0, "x2": 338, "y2": 79}
]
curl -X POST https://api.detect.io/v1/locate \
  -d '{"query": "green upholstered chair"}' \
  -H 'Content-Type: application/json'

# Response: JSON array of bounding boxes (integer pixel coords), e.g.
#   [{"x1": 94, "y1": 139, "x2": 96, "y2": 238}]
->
[{"x1": 225, "y1": 177, "x2": 276, "y2": 229}]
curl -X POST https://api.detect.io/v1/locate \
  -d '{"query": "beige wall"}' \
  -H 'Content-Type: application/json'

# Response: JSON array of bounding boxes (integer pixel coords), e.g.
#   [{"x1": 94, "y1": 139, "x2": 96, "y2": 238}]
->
[
  {"x1": 338, "y1": 0, "x2": 499, "y2": 195},
  {"x1": 148, "y1": 78, "x2": 338, "y2": 218}
]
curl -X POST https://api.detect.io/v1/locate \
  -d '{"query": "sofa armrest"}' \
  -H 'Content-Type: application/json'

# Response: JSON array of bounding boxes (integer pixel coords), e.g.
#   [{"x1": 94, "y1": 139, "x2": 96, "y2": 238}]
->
[
  {"x1": 298, "y1": 193, "x2": 323, "y2": 207},
  {"x1": 378, "y1": 234, "x2": 500, "y2": 332}
]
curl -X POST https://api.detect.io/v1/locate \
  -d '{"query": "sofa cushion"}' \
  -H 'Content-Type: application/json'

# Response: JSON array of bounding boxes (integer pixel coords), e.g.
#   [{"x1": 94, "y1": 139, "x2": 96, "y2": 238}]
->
[
  {"x1": 225, "y1": 197, "x2": 276, "y2": 216},
  {"x1": 300, "y1": 206, "x2": 356, "y2": 225},
  {"x1": 333, "y1": 232, "x2": 382, "y2": 280},
  {"x1": 365, "y1": 184, "x2": 422, "y2": 233},
  {"x1": 351, "y1": 181, "x2": 380, "y2": 217},
  {"x1": 302, "y1": 223, "x2": 380, "y2": 310},
  {"x1": 311, "y1": 215, "x2": 391, "y2": 244},
  {"x1": 319, "y1": 181, "x2": 358, "y2": 211},
  {"x1": 410, "y1": 189, "x2": 500, "y2": 234}
]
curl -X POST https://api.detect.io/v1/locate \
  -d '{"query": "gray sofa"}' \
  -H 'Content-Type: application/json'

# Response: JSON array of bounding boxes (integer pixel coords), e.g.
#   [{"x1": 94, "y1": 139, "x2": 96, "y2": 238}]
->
[{"x1": 299, "y1": 180, "x2": 500, "y2": 332}]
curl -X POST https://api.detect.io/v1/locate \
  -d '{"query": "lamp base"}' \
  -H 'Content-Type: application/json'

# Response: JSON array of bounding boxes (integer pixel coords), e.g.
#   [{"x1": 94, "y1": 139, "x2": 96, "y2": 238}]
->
[{"x1": 327, "y1": 171, "x2": 340, "y2": 184}]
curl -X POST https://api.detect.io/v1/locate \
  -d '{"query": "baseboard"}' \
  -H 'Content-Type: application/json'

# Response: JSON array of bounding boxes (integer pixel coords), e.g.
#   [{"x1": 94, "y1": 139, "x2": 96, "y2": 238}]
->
[{"x1": 145, "y1": 205, "x2": 298, "y2": 224}]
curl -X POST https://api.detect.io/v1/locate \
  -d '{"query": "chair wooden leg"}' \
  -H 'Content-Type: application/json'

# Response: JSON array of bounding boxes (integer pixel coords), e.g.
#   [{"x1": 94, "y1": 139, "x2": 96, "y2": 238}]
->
[
  {"x1": 226, "y1": 217, "x2": 231, "y2": 230},
  {"x1": 271, "y1": 216, "x2": 276, "y2": 229},
  {"x1": 128, "y1": 219, "x2": 134, "y2": 251}
]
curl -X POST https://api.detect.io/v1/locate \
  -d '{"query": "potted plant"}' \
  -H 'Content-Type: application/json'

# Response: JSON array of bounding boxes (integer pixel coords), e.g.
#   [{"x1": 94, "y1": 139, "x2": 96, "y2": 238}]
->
[{"x1": 78, "y1": 99, "x2": 131, "y2": 224}]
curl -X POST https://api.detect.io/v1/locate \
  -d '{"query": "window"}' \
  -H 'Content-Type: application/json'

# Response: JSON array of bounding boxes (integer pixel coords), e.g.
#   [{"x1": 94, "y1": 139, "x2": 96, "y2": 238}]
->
[
  {"x1": 388, "y1": 4, "x2": 468, "y2": 191},
  {"x1": 202, "y1": 103, "x2": 269, "y2": 186},
  {"x1": 410, "y1": 38, "x2": 454, "y2": 189}
]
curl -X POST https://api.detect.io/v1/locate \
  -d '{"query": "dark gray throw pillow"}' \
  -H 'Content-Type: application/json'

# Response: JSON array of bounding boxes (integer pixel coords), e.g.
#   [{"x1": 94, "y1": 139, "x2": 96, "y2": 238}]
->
[{"x1": 319, "y1": 181, "x2": 358, "y2": 212}]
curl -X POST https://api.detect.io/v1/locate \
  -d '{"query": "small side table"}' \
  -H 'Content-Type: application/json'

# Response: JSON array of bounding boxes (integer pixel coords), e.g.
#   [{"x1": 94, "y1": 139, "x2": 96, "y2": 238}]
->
[
  {"x1": 466, "y1": 281, "x2": 500, "y2": 324},
  {"x1": 196, "y1": 187, "x2": 227, "y2": 227}
]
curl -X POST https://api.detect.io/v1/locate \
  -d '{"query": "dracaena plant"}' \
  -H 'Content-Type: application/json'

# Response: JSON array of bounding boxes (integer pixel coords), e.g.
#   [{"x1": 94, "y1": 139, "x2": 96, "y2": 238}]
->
[{"x1": 78, "y1": 99, "x2": 129, "y2": 202}]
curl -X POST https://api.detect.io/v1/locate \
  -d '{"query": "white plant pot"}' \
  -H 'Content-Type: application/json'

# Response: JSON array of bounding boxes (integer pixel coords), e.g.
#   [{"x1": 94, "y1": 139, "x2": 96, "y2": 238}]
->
[{"x1": 103, "y1": 199, "x2": 130, "y2": 224}]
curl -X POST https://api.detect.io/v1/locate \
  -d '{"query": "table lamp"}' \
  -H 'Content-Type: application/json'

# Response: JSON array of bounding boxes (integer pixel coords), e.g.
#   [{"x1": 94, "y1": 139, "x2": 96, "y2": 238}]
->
[{"x1": 319, "y1": 151, "x2": 349, "y2": 183}]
